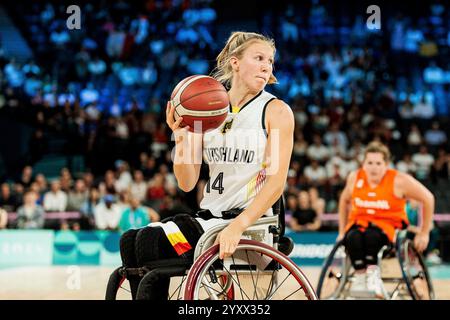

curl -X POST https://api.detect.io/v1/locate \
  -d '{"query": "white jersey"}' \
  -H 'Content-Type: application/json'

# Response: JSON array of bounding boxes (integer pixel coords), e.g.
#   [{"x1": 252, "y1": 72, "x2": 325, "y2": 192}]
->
[{"x1": 200, "y1": 90, "x2": 277, "y2": 218}]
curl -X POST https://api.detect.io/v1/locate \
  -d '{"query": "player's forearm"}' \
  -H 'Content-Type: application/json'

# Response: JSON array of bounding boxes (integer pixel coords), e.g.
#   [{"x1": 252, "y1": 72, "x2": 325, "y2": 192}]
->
[
  {"x1": 174, "y1": 163, "x2": 200, "y2": 192},
  {"x1": 173, "y1": 132, "x2": 202, "y2": 192},
  {"x1": 338, "y1": 197, "x2": 349, "y2": 234},
  {"x1": 420, "y1": 193, "x2": 435, "y2": 234}
]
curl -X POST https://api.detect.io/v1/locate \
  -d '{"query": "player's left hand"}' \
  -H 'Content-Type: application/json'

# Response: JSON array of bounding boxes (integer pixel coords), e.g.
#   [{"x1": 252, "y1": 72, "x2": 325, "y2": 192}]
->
[
  {"x1": 214, "y1": 223, "x2": 244, "y2": 260},
  {"x1": 414, "y1": 231, "x2": 430, "y2": 253}
]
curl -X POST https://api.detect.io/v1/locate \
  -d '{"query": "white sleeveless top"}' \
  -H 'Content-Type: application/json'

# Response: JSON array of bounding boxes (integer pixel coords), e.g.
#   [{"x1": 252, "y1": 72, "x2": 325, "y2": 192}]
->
[{"x1": 200, "y1": 90, "x2": 277, "y2": 217}]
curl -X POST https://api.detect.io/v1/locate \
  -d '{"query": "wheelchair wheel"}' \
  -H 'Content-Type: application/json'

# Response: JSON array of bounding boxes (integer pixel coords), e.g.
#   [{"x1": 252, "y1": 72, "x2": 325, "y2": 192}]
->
[
  {"x1": 183, "y1": 239, "x2": 318, "y2": 300},
  {"x1": 105, "y1": 267, "x2": 131, "y2": 300},
  {"x1": 316, "y1": 241, "x2": 351, "y2": 299},
  {"x1": 398, "y1": 238, "x2": 435, "y2": 300}
]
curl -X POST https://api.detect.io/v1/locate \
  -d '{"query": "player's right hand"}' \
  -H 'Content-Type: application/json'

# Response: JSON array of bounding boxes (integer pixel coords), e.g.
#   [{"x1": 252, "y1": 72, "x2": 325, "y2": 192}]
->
[{"x1": 166, "y1": 101, "x2": 190, "y2": 132}]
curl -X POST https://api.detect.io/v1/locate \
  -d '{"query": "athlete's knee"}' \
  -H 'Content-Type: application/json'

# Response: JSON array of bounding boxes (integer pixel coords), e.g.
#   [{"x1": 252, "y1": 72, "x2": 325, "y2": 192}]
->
[
  {"x1": 345, "y1": 227, "x2": 364, "y2": 246},
  {"x1": 364, "y1": 227, "x2": 389, "y2": 264},
  {"x1": 364, "y1": 226, "x2": 388, "y2": 249},
  {"x1": 135, "y1": 225, "x2": 170, "y2": 266},
  {"x1": 119, "y1": 228, "x2": 140, "y2": 267}
]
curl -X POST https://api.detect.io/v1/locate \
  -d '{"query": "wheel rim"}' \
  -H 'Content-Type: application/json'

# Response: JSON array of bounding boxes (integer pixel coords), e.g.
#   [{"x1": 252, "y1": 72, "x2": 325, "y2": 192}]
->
[
  {"x1": 401, "y1": 240, "x2": 435, "y2": 300},
  {"x1": 184, "y1": 239, "x2": 318, "y2": 300},
  {"x1": 317, "y1": 243, "x2": 349, "y2": 299}
]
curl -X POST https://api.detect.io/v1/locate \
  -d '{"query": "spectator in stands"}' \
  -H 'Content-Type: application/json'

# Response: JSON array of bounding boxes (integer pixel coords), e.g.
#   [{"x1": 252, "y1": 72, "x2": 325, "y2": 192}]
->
[
  {"x1": 119, "y1": 196, "x2": 159, "y2": 231},
  {"x1": 49, "y1": 25, "x2": 70, "y2": 48},
  {"x1": 67, "y1": 179, "x2": 88, "y2": 212},
  {"x1": 59, "y1": 168, "x2": 73, "y2": 192},
  {"x1": 407, "y1": 124, "x2": 423, "y2": 150},
  {"x1": 159, "y1": 163, "x2": 177, "y2": 190},
  {"x1": 87, "y1": 56, "x2": 107, "y2": 77},
  {"x1": 116, "y1": 191, "x2": 131, "y2": 214},
  {"x1": 413, "y1": 96, "x2": 435, "y2": 120},
  {"x1": 396, "y1": 153, "x2": 418, "y2": 176},
  {"x1": 308, "y1": 187, "x2": 325, "y2": 216},
  {"x1": 34, "y1": 174, "x2": 48, "y2": 196},
  {"x1": 94, "y1": 194, "x2": 121, "y2": 230},
  {"x1": 19, "y1": 166, "x2": 34, "y2": 189},
  {"x1": 80, "y1": 187, "x2": 101, "y2": 230},
  {"x1": 285, "y1": 169, "x2": 300, "y2": 195},
  {"x1": 43, "y1": 180, "x2": 68, "y2": 212},
  {"x1": 326, "y1": 153, "x2": 347, "y2": 188},
  {"x1": 398, "y1": 96, "x2": 415, "y2": 120},
  {"x1": 288, "y1": 191, "x2": 321, "y2": 232},
  {"x1": 82, "y1": 172, "x2": 95, "y2": 190},
  {"x1": 412, "y1": 145, "x2": 435, "y2": 181},
  {"x1": 292, "y1": 130, "x2": 308, "y2": 163},
  {"x1": 114, "y1": 160, "x2": 132, "y2": 193},
  {"x1": 424, "y1": 121, "x2": 447, "y2": 147},
  {"x1": 16, "y1": 191, "x2": 45, "y2": 229},
  {"x1": 0, "y1": 183, "x2": 19, "y2": 212},
  {"x1": 4, "y1": 58, "x2": 24, "y2": 88},
  {"x1": 129, "y1": 170, "x2": 148, "y2": 203},
  {"x1": 141, "y1": 155, "x2": 157, "y2": 179},
  {"x1": 146, "y1": 173, "x2": 166, "y2": 210},
  {"x1": 0, "y1": 208, "x2": 7, "y2": 229},
  {"x1": 100, "y1": 170, "x2": 117, "y2": 195},
  {"x1": 347, "y1": 140, "x2": 365, "y2": 164},
  {"x1": 324, "y1": 123, "x2": 348, "y2": 151},
  {"x1": 80, "y1": 83, "x2": 99, "y2": 107},
  {"x1": 284, "y1": 193, "x2": 298, "y2": 226},
  {"x1": 13, "y1": 183, "x2": 25, "y2": 206},
  {"x1": 306, "y1": 134, "x2": 330, "y2": 163},
  {"x1": 304, "y1": 159, "x2": 327, "y2": 189},
  {"x1": 431, "y1": 148, "x2": 450, "y2": 182},
  {"x1": 29, "y1": 182, "x2": 44, "y2": 205}
]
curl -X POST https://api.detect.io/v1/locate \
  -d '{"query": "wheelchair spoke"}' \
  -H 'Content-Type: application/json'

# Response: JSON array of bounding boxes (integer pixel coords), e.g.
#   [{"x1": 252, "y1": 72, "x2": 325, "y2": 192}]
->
[
  {"x1": 200, "y1": 280, "x2": 222, "y2": 300},
  {"x1": 119, "y1": 285, "x2": 131, "y2": 293},
  {"x1": 200, "y1": 279, "x2": 227, "y2": 297},
  {"x1": 219, "y1": 259, "x2": 252, "y2": 300},
  {"x1": 252, "y1": 268, "x2": 261, "y2": 300},
  {"x1": 265, "y1": 269, "x2": 277, "y2": 299},
  {"x1": 231, "y1": 255, "x2": 247, "y2": 300},
  {"x1": 283, "y1": 287, "x2": 303, "y2": 300},
  {"x1": 245, "y1": 249, "x2": 260, "y2": 300},
  {"x1": 266, "y1": 270, "x2": 292, "y2": 300},
  {"x1": 169, "y1": 275, "x2": 187, "y2": 300}
]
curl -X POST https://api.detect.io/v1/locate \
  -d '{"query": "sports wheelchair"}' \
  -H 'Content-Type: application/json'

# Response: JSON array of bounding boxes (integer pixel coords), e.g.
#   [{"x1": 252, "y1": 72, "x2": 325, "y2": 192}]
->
[
  {"x1": 316, "y1": 229, "x2": 435, "y2": 300},
  {"x1": 105, "y1": 209, "x2": 318, "y2": 300}
]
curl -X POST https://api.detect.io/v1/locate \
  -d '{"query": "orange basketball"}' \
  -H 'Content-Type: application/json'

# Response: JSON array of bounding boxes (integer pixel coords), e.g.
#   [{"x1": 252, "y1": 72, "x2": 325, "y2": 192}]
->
[{"x1": 170, "y1": 75, "x2": 229, "y2": 133}]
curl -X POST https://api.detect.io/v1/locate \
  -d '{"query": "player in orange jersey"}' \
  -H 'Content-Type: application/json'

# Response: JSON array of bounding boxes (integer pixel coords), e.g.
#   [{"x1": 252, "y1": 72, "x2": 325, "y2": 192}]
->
[{"x1": 337, "y1": 141, "x2": 435, "y2": 297}]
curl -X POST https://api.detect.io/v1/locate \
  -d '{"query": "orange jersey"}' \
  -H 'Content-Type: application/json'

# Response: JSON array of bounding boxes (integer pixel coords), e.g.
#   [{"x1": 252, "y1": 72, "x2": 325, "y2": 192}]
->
[{"x1": 346, "y1": 168, "x2": 408, "y2": 242}]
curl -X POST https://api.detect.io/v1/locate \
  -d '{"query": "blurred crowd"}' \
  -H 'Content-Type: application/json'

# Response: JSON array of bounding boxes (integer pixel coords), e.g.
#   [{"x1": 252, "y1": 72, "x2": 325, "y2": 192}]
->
[{"x1": 0, "y1": 0, "x2": 449, "y2": 234}]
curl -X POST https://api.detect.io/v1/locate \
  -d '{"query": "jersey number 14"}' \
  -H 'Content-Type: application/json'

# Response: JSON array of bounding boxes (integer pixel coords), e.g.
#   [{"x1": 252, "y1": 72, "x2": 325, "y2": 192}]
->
[{"x1": 206, "y1": 172, "x2": 224, "y2": 194}]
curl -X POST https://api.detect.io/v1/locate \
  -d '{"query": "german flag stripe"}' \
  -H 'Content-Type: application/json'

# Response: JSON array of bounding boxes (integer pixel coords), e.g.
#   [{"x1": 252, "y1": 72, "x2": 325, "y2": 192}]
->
[{"x1": 150, "y1": 221, "x2": 192, "y2": 256}]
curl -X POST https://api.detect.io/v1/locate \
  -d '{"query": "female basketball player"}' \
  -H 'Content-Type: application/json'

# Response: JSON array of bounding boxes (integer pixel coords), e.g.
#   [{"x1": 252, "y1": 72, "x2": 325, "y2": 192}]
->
[
  {"x1": 337, "y1": 141, "x2": 435, "y2": 297},
  {"x1": 119, "y1": 32, "x2": 294, "y2": 300},
  {"x1": 167, "y1": 31, "x2": 294, "y2": 259}
]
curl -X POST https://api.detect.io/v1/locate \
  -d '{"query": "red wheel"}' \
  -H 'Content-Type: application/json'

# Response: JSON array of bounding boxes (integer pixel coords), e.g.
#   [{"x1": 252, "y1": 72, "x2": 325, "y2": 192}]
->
[{"x1": 183, "y1": 239, "x2": 318, "y2": 300}]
